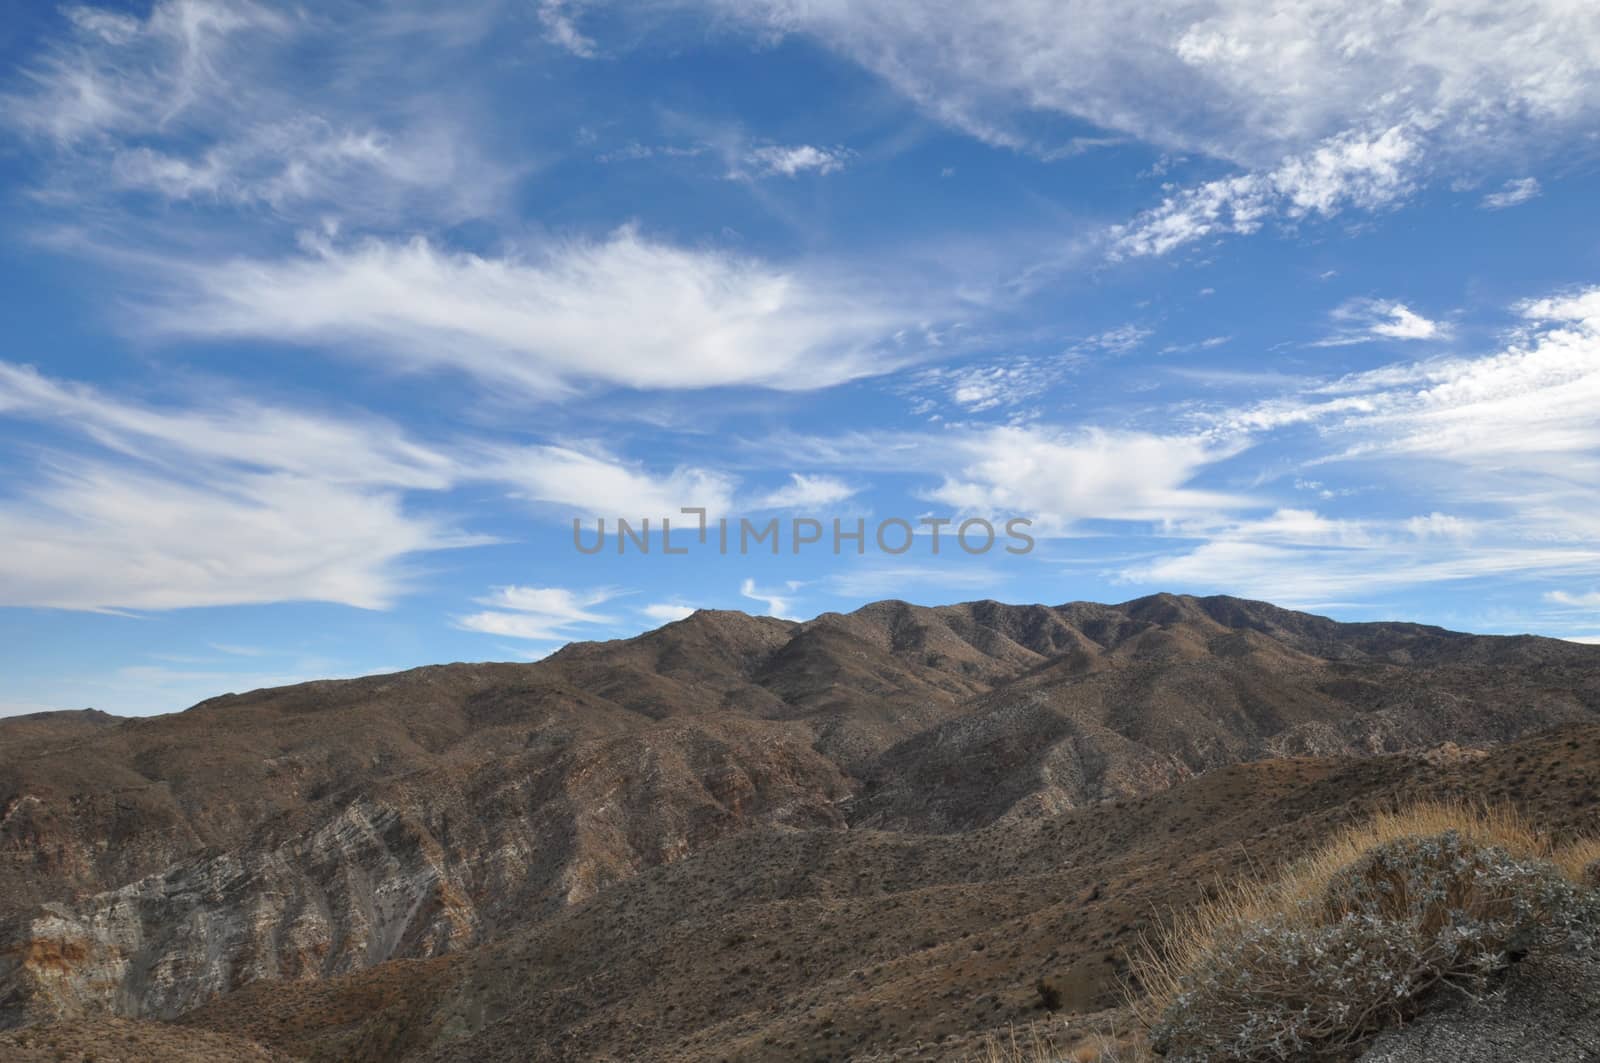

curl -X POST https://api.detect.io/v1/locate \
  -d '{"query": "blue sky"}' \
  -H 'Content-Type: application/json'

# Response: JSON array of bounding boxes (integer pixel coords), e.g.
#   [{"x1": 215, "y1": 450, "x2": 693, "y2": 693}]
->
[{"x1": 3, "y1": 0, "x2": 1600, "y2": 715}]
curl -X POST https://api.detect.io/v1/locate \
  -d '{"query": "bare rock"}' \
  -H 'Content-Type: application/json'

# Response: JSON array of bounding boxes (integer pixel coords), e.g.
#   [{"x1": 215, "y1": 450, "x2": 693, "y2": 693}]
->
[{"x1": 1360, "y1": 956, "x2": 1600, "y2": 1062}]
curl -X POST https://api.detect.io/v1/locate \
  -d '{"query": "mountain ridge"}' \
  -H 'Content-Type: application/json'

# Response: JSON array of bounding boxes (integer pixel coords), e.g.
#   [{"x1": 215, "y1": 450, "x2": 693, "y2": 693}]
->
[{"x1": 3, "y1": 593, "x2": 1599, "y2": 1057}]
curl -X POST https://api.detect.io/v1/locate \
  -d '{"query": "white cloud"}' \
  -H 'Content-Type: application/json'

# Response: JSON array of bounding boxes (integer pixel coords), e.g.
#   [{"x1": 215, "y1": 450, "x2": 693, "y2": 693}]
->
[
  {"x1": 1313, "y1": 298, "x2": 1448, "y2": 346},
  {"x1": 1110, "y1": 125, "x2": 1418, "y2": 258},
  {"x1": 5, "y1": 0, "x2": 509, "y2": 224},
  {"x1": 0, "y1": 362, "x2": 456, "y2": 489},
  {"x1": 924, "y1": 426, "x2": 1251, "y2": 533},
  {"x1": 739, "y1": 577, "x2": 802, "y2": 619},
  {"x1": 1118, "y1": 506, "x2": 1600, "y2": 606},
  {"x1": 539, "y1": 0, "x2": 598, "y2": 58},
  {"x1": 7, "y1": 0, "x2": 289, "y2": 144},
  {"x1": 904, "y1": 356, "x2": 1076, "y2": 415},
  {"x1": 147, "y1": 227, "x2": 919, "y2": 396},
  {"x1": 755, "y1": 422, "x2": 1253, "y2": 533},
  {"x1": 0, "y1": 361, "x2": 478, "y2": 612},
  {"x1": 0, "y1": 362, "x2": 764, "y2": 611},
  {"x1": 1075, "y1": 324, "x2": 1154, "y2": 355},
  {"x1": 1481, "y1": 176, "x2": 1542, "y2": 210},
  {"x1": 1365, "y1": 305, "x2": 1444, "y2": 341},
  {"x1": 733, "y1": 144, "x2": 851, "y2": 179},
  {"x1": 106, "y1": 121, "x2": 397, "y2": 208},
  {"x1": 1137, "y1": 284, "x2": 1600, "y2": 603},
  {"x1": 0, "y1": 462, "x2": 468, "y2": 612},
  {"x1": 456, "y1": 585, "x2": 618, "y2": 641},
  {"x1": 1318, "y1": 299, "x2": 1600, "y2": 477},
  {"x1": 759, "y1": 281, "x2": 1600, "y2": 606},
  {"x1": 1122, "y1": 532, "x2": 1600, "y2": 608},
  {"x1": 1160, "y1": 335, "x2": 1230, "y2": 355},
  {"x1": 1209, "y1": 286, "x2": 1600, "y2": 488},
  {"x1": 6, "y1": 360, "x2": 749, "y2": 524},
  {"x1": 1547, "y1": 590, "x2": 1600, "y2": 608},
  {"x1": 752, "y1": 473, "x2": 858, "y2": 510},
  {"x1": 696, "y1": 1, "x2": 1600, "y2": 165},
  {"x1": 672, "y1": 3, "x2": 1581, "y2": 261},
  {"x1": 1519, "y1": 287, "x2": 1600, "y2": 325},
  {"x1": 641, "y1": 602, "x2": 697, "y2": 623},
  {"x1": 477, "y1": 585, "x2": 616, "y2": 620},
  {"x1": 488, "y1": 444, "x2": 735, "y2": 518},
  {"x1": 63, "y1": 7, "x2": 143, "y2": 47}
]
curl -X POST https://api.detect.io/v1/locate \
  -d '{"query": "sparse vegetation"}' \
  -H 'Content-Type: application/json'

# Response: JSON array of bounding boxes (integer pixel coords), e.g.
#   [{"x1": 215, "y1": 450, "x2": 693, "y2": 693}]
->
[
  {"x1": 974, "y1": 1017, "x2": 1143, "y2": 1062},
  {"x1": 1134, "y1": 803, "x2": 1600, "y2": 1061}
]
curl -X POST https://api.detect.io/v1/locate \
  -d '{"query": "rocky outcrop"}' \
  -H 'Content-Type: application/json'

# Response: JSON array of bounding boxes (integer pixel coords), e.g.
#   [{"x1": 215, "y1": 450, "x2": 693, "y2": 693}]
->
[
  {"x1": 1, "y1": 799, "x2": 476, "y2": 1025},
  {"x1": 0, "y1": 720, "x2": 852, "y2": 1025},
  {"x1": 1359, "y1": 957, "x2": 1600, "y2": 1061}
]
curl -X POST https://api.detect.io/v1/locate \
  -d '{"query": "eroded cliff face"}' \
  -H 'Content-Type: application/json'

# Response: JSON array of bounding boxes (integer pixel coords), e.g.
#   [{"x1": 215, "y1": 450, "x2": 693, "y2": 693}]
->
[
  {"x1": 4, "y1": 595, "x2": 1599, "y2": 1032},
  {"x1": 2, "y1": 800, "x2": 476, "y2": 1024},
  {"x1": 1, "y1": 716, "x2": 853, "y2": 1025}
]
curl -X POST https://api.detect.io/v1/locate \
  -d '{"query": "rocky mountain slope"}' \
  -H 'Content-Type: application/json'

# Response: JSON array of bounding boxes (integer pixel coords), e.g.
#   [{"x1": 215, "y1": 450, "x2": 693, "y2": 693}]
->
[{"x1": 3, "y1": 594, "x2": 1598, "y2": 1057}]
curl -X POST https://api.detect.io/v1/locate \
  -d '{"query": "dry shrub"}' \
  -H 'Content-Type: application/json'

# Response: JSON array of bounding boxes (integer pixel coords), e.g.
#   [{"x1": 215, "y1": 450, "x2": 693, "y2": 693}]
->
[
  {"x1": 976, "y1": 1019, "x2": 1068, "y2": 1063},
  {"x1": 1131, "y1": 803, "x2": 1600, "y2": 1062},
  {"x1": 975, "y1": 1018, "x2": 1147, "y2": 1062}
]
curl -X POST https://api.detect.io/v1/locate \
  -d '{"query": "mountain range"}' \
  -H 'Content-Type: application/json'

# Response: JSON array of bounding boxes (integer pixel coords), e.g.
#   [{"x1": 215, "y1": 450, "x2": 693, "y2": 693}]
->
[{"x1": 4, "y1": 593, "x2": 1599, "y2": 1060}]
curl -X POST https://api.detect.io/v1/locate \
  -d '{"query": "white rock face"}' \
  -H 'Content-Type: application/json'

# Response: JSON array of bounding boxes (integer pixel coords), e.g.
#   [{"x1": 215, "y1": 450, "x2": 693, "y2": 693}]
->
[{"x1": 1, "y1": 799, "x2": 478, "y2": 1023}]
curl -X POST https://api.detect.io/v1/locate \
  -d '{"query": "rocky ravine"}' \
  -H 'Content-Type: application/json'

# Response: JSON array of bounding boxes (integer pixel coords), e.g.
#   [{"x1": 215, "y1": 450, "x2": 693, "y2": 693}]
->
[{"x1": 3, "y1": 594, "x2": 1599, "y2": 1032}]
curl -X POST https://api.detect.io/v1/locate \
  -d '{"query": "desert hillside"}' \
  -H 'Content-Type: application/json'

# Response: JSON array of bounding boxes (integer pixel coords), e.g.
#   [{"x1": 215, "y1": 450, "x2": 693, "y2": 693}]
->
[{"x1": 3, "y1": 594, "x2": 1599, "y2": 1059}]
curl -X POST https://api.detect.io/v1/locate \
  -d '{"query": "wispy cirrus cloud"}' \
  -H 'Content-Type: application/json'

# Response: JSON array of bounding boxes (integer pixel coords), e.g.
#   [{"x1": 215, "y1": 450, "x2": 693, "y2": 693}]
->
[
  {"x1": 0, "y1": 460, "x2": 472, "y2": 613},
  {"x1": 538, "y1": 0, "x2": 599, "y2": 58},
  {"x1": 1074, "y1": 324, "x2": 1154, "y2": 355},
  {"x1": 685, "y1": 2, "x2": 1595, "y2": 262},
  {"x1": 6, "y1": 0, "x2": 509, "y2": 224},
  {"x1": 902, "y1": 356, "x2": 1076, "y2": 417},
  {"x1": 1547, "y1": 589, "x2": 1600, "y2": 608},
  {"x1": 1160, "y1": 335, "x2": 1230, "y2": 355},
  {"x1": 691, "y1": 0, "x2": 1600, "y2": 165},
  {"x1": 0, "y1": 360, "x2": 476, "y2": 612},
  {"x1": 739, "y1": 577, "x2": 802, "y2": 619},
  {"x1": 1121, "y1": 284, "x2": 1600, "y2": 602},
  {"x1": 0, "y1": 361, "x2": 776, "y2": 612},
  {"x1": 731, "y1": 144, "x2": 852, "y2": 179},
  {"x1": 763, "y1": 423, "x2": 1254, "y2": 534},
  {"x1": 923, "y1": 426, "x2": 1251, "y2": 533},
  {"x1": 142, "y1": 227, "x2": 924, "y2": 396},
  {"x1": 1110, "y1": 126, "x2": 1418, "y2": 258},
  {"x1": 1312, "y1": 298, "x2": 1449, "y2": 347},
  {"x1": 486, "y1": 442, "x2": 736, "y2": 518},
  {"x1": 1481, "y1": 177, "x2": 1542, "y2": 210},
  {"x1": 1120, "y1": 511, "x2": 1600, "y2": 609},
  {"x1": 752, "y1": 474, "x2": 858, "y2": 510},
  {"x1": 641, "y1": 602, "x2": 697, "y2": 623},
  {"x1": 455, "y1": 585, "x2": 619, "y2": 641},
  {"x1": 0, "y1": 362, "x2": 457, "y2": 488},
  {"x1": 7, "y1": 0, "x2": 290, "y2": 144}
]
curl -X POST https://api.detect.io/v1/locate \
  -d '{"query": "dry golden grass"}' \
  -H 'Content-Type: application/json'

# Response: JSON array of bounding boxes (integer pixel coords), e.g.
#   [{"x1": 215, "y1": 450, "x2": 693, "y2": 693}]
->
[
  {"x1": 1554, "y1": 834, "x2": 1600, "y2": 884},
  {"x1": 975, "y1": 1019, "x2": 1066, "y2": 1062},
  {"x1": 974, "y1": 1018, "x2": 1149, "y2": 1062},
  {"x1": 1128, "y1": 800, "x2": 1592, "y2": 1029}
]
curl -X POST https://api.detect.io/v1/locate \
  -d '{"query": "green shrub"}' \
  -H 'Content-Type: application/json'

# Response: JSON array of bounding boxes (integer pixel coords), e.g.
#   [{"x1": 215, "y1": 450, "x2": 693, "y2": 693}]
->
[{"x1": 1149, "y1": 831, "x2": 1600, "y2": 1061}]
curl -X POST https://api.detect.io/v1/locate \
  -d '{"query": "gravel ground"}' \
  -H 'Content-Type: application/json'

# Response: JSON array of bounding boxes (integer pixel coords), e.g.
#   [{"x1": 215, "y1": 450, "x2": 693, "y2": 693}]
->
[{"x1": 1361, "y1": 957, "x2": 1600, "y2": 1062}]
